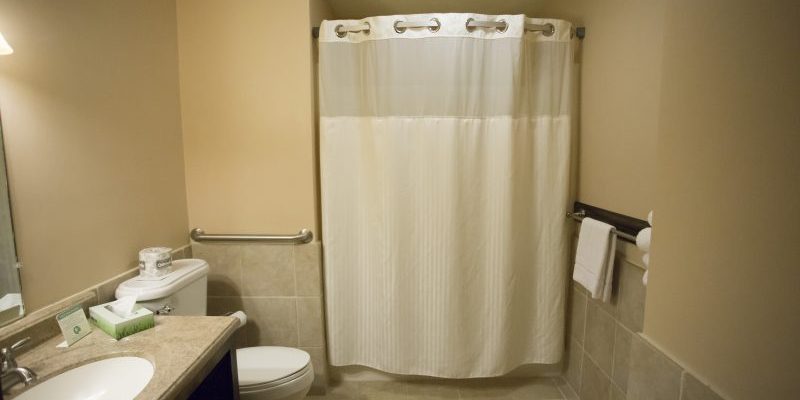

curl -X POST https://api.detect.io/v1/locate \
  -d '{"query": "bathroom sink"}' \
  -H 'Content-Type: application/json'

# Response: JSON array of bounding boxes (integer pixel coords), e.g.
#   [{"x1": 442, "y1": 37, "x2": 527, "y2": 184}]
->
[{"x1": 15, "y1": 356, "x2": 153, "y2": 400}]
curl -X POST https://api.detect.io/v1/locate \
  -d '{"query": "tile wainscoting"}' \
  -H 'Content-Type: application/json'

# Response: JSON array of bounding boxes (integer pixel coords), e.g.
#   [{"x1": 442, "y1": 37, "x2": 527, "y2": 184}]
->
[
  {"x1": 192, "y1": 240, "x2": 328, "y2": 393},
  {"x1": 565, "y1": 241, "x2": 725, "y2": 400}
]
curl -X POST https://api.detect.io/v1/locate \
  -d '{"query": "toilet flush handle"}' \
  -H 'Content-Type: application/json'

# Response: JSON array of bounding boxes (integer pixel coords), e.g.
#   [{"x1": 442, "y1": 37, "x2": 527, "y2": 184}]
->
[{"x1": 156, "y1": 304, "x2": 173, "y2": 315}]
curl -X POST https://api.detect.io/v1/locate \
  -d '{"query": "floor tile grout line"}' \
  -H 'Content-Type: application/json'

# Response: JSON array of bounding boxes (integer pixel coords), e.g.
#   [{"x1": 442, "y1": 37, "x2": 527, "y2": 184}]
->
[
  {"x1": 611, "y1": 381, "x2": 626, "y2": 399},
  {"x1": 609, "y1": 321, "x2": 618, "y2": 386},
  {"x1": 565, "y1": 379, "x2": 581, "y2": 400},
  {"x1": 583, "y1": 348, "x2": 614, "y2": 383},
  {"x1": 551, "y1": 376, "x2": 568, "y2": 399}
]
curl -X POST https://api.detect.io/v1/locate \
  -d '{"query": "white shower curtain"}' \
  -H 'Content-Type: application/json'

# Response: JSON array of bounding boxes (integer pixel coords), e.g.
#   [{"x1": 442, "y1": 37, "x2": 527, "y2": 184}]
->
[{"x1": 319, "y1": 14, "x2": 576, "y2": 378}]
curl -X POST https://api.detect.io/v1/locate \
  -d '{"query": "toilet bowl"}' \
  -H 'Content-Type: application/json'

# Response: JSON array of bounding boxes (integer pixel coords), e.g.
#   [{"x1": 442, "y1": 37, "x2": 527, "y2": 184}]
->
[
  {"x1": 115, "y1": 259, "x2": 315, "y2": 400},
  {"x1": 237, "y1": 346, "x2": 314, "y2": 400}
]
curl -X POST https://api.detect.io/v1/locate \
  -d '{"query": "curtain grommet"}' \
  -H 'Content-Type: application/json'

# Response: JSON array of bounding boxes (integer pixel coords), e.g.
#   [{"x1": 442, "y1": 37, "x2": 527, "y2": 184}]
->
[
  {"x1": 363, "y1": 22, "x2": 371, "y2": 35},
  {"x1": 542, "y1": 23, "x2": 555, "y2": 37},
  {"x1": 394, "y1": 20, "x2": 406, "y2": 34},
  {"x1": 335, "y1": 24, "x2": 347, "y2": 38},
  {"x1": 428, "y1": 18, "x2": 441, "y2": 33},
  {"x1": 496, "y1": 19, "x2": 508, "y2": 33},
  {"x1": 465, "y1": 18, "x2": 476, "y2": 32}
]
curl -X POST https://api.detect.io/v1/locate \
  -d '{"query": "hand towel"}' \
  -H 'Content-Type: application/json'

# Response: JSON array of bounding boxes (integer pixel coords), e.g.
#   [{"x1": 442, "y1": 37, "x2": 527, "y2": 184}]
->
[
  {"x1": 572, "y1": 218, "x2": 617, "y2": 301},
  {"x1": 640, "y1": 210, "x2": 653, "y2": 287}
]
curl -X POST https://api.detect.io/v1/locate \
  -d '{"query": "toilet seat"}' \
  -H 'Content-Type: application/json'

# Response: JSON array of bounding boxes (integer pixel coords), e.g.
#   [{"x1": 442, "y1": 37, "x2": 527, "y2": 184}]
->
[
  {"x1": 240, "y1": 363, "x2": 312, "y2": 391},
  {"x1": 236, "y1": 346, "x2": 312, "y2": 390}
]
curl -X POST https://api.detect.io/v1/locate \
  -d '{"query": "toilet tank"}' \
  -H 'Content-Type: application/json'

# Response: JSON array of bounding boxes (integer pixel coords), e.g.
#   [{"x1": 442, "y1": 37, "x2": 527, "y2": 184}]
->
[{"x1": 115, "y1": 259, "x2": 209, "y2": 316}]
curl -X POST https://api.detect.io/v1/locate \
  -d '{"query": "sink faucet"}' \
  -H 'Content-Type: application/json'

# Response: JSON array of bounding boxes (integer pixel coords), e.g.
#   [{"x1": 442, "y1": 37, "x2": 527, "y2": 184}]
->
[{"x1": 1, "y1": 337, "x2": 37, "y2": 393}]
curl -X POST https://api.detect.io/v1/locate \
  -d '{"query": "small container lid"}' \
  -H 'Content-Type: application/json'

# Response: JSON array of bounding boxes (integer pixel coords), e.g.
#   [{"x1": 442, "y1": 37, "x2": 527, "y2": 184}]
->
[
  {"x1": 236, "y1": 346, "x2": 310, "y2": 386},
  {"x1": 115, "y1": 259, "x2": 209, "y2": 301}
]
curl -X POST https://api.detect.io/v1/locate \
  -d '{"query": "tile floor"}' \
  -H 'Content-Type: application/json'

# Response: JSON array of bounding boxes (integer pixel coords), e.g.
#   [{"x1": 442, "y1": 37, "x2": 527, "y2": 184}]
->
[{"x1": 309, "y1": 377, "x2": 579, "y2": 399}]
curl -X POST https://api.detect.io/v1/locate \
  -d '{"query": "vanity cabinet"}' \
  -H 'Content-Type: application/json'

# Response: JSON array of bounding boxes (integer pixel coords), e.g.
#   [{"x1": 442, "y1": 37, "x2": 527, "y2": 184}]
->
[{"x1": 188, "y1": 349, "x2": 239, "y2": 400}]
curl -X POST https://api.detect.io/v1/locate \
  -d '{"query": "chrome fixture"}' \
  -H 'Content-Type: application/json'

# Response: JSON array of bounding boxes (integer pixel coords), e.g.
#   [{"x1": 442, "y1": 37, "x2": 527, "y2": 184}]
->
[
  {"x1": 567, "y1": 209, "x2": 638, "y2": 242},
  {"x1": 156, "y1": 304, "x2": 174, "y2": 315},
  {"x1": 190, "y1": 228, "x2": 313, "y2": 244},
  {"x1": 1, "y1": 337, "x2": 37, "y2": 393},
  {"x1": 394, "y1": 18, "x2": 441, "y2": 33}
]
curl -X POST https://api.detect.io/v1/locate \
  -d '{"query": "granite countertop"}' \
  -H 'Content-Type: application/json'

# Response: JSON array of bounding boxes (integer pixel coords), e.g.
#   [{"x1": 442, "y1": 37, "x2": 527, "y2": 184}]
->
[{"x1": 8, "y1": 315, "x2": 239, "y2": 399}]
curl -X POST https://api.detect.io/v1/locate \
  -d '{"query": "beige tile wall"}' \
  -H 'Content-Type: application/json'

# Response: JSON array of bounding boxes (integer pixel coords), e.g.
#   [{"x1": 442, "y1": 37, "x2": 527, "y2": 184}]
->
[
  {"x1": 194, "y1": 241, "x2": 328, "y2": 393},
  {"x1": 563, "y1": 242, "x2": 725, "y2": 400}
]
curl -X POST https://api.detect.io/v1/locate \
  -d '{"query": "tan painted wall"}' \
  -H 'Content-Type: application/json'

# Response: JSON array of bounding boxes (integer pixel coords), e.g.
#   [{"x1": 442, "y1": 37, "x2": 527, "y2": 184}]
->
[
  {"x1": 177, "y1": 0, "x2": 319, "y2": 236},
  {"x1": 537, "y1": 0, "x2": 666, "y2": 219},
  {"x1": 0, "y1": 1, "x2": 188, "y2": 311},
  {"x1": 326, "y1": 0, "x2": 542, "y2": 18},
  {"x1": 645, "y1": 0, "x2": 800, "y2": 399},
  {"x1": 311, "y1": 0, "x2": 336, "y2": 26},
  {"x1": 310, "y1": 0, "x2": 336, "y2": 231}
]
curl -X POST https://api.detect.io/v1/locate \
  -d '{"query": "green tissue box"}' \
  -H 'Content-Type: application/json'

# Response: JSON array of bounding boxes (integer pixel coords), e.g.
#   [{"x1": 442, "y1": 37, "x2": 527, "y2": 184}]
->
[{"x1": 89, "y1": 302, "x2": 155, "y2": 340}]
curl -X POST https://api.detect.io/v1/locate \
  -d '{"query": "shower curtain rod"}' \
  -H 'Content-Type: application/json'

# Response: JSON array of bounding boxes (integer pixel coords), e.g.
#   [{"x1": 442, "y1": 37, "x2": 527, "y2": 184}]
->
[{"x1": 311, "y1": 24, "x2": 586, "y2": 39}]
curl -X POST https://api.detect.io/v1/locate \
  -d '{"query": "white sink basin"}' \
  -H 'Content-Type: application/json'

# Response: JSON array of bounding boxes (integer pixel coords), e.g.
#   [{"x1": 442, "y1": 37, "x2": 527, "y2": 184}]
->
[{"x1": 16, "y1": 356, "x2": 153, "y2": 400}]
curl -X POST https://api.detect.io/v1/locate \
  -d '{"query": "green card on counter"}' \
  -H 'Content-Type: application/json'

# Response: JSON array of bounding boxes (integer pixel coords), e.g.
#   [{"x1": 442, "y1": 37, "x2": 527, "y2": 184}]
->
[{"x1": 55, "y1": 304, "x2": 92, "y2": 346}]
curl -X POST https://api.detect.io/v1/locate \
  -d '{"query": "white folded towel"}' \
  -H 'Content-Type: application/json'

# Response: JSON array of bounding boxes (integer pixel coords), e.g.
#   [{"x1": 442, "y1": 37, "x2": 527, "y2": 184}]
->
[{"x1": 573, "y1": 218, "x2": 617, "y2": 302}]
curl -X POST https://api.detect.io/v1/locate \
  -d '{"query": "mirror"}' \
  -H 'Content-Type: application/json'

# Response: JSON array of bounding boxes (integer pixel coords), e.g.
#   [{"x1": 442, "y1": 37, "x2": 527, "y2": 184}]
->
[{"x1": 0, "y1": 115, "x2": 23, "y2": 326}]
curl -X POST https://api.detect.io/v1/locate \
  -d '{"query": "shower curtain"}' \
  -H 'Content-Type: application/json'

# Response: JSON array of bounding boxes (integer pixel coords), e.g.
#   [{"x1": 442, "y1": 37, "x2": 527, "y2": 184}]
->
[{"x1": 319, "y1": 14, "x2": 576, "y2": 378}]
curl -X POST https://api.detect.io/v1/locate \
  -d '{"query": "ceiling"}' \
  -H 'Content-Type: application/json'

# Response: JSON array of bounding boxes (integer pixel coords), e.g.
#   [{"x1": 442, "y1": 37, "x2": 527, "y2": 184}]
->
[{"x1": 325, "y1": 0, "x2": 547, "y2": 19}]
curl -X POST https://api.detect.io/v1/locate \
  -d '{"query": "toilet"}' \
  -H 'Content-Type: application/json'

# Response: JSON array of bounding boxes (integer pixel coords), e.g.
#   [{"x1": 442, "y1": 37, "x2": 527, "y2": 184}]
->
[{"x1": 116, "y1": 259, "x2": 314, "y2": 400}]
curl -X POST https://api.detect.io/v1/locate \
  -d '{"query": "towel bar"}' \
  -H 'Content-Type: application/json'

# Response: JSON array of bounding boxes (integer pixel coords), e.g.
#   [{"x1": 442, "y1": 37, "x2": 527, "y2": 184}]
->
[{"x1": 566, "y1": 202, "x2": 649, "y2": 243}]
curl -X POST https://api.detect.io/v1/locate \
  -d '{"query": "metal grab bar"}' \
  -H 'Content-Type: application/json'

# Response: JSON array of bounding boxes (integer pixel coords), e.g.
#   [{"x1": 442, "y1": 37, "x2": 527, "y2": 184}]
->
[{"x1": 190, "y1": 228, "x2": 313, "y2": 244}]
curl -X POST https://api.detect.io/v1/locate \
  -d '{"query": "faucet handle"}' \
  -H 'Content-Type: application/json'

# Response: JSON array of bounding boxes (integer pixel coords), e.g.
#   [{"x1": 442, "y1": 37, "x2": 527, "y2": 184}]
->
[
  {"x1": 1, "y1": 337, "x2": 30, "y2": 371},
  {"x1": 10, "y1": 337, "x2": 30, "y2": 352}
]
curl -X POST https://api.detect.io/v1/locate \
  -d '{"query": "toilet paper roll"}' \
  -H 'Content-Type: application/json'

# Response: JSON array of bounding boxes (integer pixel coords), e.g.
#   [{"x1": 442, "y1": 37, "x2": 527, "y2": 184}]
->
[
  {"x1": 230, "y1": 311, "x2": 247, "y2": 328},
  {"x1": 139, "y1": 247, "x2": 172, "y2": 278}
]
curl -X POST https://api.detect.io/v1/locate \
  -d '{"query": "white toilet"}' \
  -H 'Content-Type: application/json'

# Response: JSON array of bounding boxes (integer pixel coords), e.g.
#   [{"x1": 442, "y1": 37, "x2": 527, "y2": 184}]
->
[{"x1": 116, "y1": 259, "x2": 314, "y2": 400}]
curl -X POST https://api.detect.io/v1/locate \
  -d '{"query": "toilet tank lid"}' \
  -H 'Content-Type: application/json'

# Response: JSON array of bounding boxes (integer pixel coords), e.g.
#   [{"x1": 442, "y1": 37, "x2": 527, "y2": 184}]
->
[
  {"x1": 236, "y1": 347, "x2": 310, "y2": 386},
  {"x1": 115, "y1": 259, "x2": 209, "y2": 301}
]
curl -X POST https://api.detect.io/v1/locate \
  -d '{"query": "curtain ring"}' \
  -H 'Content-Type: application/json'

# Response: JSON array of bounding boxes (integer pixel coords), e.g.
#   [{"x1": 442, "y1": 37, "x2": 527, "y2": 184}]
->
[
  {"x1": 394, "y1": 20, "x2": 406, "y2": 34},
  {"x1": 465, "y1": 18, "x2": 476, "y2": 32},
  {"x1": 496, "y1": 19, "x2": 508, "y2": 33},
  {"x1": 428, "y1": 18, "x2": 441, "y2": 32},
  {"x1": 542, "y1": 23, "x2": 555, "y2": 37},
  {"x1": 335, "y1": 24, "x2": 347, "y2": 38}
]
